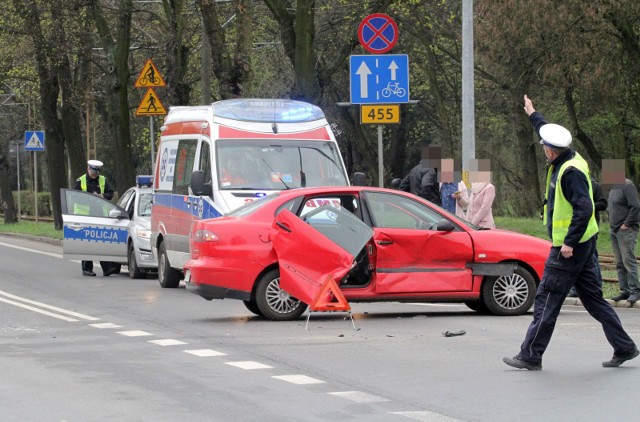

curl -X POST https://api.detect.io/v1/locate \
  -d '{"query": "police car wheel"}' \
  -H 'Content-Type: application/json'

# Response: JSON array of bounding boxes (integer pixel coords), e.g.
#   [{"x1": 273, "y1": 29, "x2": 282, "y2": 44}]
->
[
  {"x1": 158, "y1": 241, "x2": 181, "y2": 288},
  {"x1": 255, "y1": 269, "x2": 307, "y2": 321},
  {"x1": 481, "y1": 266, "x2": 536, "y2": 316},
  {"x1": 128, "y1": 243, "x2": 145, "y2": 279}
]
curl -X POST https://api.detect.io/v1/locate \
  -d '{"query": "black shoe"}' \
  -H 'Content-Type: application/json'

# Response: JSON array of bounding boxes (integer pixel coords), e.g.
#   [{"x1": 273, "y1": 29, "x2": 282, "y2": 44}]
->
[
  {"x1": 627, "y1": 294, "x2": 639, "y2": 303},
  {"x1": 602, "y1": 347, "x2": 640, "y2": 368},
  {"x1": 611, "y1": 292, "x2": 630, "y2": 301},
  {"x1": 103, "y1": 267, "x2": 118, "y2": 277},
  {"x1": 82, "y1": 270, "x2": 96, "y2": 277},
  {"x1": 503, "y1": 355, "x2": 542, "y2": 371}
]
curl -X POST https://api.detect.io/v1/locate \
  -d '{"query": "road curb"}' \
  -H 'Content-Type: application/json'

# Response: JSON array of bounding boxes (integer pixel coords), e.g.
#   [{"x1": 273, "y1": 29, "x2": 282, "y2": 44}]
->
[
  {"x1": 564, "y1": 297, "x2": 640, "y2": 310},
  {"x1": 0, "y1": 233, "x2": 63, "y2": 246}
]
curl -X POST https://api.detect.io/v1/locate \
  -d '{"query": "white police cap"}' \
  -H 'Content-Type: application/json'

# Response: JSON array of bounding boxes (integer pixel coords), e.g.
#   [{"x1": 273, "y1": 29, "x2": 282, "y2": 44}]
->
[
  {"x1": 87, "y1": 160, "x2": 103, "y2": 169},
  {"x1": 539, "y1": 124, "x2": 572, "y2": 148}
]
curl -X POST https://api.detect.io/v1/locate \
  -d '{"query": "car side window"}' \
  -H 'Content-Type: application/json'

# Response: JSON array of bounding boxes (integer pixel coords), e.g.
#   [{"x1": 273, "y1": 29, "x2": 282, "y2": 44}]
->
[
  {"x1": 173, "y1": 139, "x2": 198, "y2": 195},
  {"x1": 64, "y1": 190, "x2": 120, "y2": 218},
  {"x1": 117, "y1": 189, "x2": 134, "y2": 210},
  {"x1": 298, "y1": 195, "x2": 359, "y2": 221},
  {"x1": 364, "y1": 191, "x2": 443, "y2": 230}
]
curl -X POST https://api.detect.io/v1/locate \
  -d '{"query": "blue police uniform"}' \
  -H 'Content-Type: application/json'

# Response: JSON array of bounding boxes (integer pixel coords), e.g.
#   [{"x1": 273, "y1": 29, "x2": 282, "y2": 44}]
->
[{"x1": 505, "y1": 111, "x2": 637, "y2": 369}]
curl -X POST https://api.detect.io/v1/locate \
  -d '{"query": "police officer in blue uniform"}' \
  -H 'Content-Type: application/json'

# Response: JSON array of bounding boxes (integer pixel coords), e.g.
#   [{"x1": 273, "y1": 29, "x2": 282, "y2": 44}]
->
[
  {"x1": 73, "y1": 160, "x2": 118, "y2": 277},
  {"x1": 503, "y1": 95, "x2": 638, "y2": 371}
]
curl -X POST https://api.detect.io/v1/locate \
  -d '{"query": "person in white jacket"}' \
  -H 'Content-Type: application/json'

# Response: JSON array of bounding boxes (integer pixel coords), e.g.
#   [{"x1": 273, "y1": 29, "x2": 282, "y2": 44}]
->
[{"x1": 454, "y1": 160, "x2": 496, "y2": 228}]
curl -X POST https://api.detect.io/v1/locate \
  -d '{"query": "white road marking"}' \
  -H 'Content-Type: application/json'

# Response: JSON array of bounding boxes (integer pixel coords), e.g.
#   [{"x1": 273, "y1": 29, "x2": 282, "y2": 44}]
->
[
  {"x1": 0, "y1": 290, "x2": 99, "y2": 320},
  {"x1": 117, "y1": 330, "x2": 152, "y2": 337},
  {"x1": 328, "y1": 391, "x2": 389, "y2": 402},
  {"x1": 225, "y1": 361, "x2": 273, "y2": 370},
  {"x1": 272, "y1": 375, "x2": 325, "y2": 385},
  {"x1": 0, "y1": 241, "x2": 63, "y2": 259},
  {"x1": 390, "y1": 411, "x2": 465, "y2": 421},
  {"x1": 0, "y1": 297, "x2": 78, "y2": 322},
  {"x1": 184, "y1": 349, "x2": 227, "y2": 357},
  {"x1": 89, "y1": 323, "x2": 122, "y2": 329},
  {"x1": 148, "y1": 339, "x2": 187, "y2": 346}
]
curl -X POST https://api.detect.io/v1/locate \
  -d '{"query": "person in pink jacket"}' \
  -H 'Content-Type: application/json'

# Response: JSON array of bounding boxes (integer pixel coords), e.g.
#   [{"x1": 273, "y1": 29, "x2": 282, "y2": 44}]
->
[{"x1": 454, "y1": 160, "x2": 496, "y2": 228}]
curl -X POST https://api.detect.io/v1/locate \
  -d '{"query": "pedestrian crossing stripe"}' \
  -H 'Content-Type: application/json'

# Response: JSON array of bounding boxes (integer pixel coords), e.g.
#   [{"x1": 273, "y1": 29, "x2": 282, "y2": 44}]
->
[
  {"x1": 25, "y1": 131, "x2": 45, "y2": 151},
  {"x1": 136, "y1": 88, "x2": 167, "y2": 116}
]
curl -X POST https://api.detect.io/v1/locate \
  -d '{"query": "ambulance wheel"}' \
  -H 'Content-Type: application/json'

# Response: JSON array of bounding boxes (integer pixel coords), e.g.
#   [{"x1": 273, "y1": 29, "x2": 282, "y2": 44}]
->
[
  {"x1": 128, "y1": 243, "x2": 145, "y2": 279},
  {"x1": 255, "y1": 269, "x2": 307, "y2": 321},
  {"x1": 158, "y1": 241, "x2": 181, "y2": 288},
  {"x1": 482, "y1": 266, "x2": 536, "y2": 316},
  {"x1": 243, "y1": 300, "x2": 264, "y2": 317}
]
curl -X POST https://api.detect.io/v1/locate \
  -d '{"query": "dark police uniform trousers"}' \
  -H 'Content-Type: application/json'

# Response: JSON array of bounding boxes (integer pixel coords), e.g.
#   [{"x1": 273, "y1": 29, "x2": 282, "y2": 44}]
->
[{"x1": 519, "y1": 236, "x2": 636, "y2": 364}]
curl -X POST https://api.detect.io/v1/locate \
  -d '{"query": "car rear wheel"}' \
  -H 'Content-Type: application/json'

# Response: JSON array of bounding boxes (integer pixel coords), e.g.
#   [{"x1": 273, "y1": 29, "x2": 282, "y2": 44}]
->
[
  {"x1": 128, "y1": 243, "x2": 145, "y2": 279},
  {"x1": 255, "y1": 269, "x2": 307, "y2": 321},
  {"x1": 243, "y1": 300, "x2": 264, "y2": 317},
  {"x1": 481, "y1": 266, "x2": 536, "y2": 316},
  {"x1": 158, "y1": 241, "x2": 181, "y2": 288}
]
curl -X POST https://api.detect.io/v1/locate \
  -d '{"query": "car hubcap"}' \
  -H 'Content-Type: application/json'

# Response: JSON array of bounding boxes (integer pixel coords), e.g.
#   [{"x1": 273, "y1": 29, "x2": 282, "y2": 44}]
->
[
  {"x1": 493, "y1": 273, "x2": 529, "y2": 310},
  {"x1": 266, "y1": 277, "x2": 300, "y2": 314}
]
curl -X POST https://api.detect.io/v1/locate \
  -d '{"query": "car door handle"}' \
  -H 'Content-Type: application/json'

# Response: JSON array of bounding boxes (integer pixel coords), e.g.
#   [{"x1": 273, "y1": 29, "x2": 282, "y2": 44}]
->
[
  {"x1": 377, "y1": 240, "x2": 393, "y2": 245},
  {"x1": 276, "y1": 221, "x2": 292, "y2": 233},
  {"x1": 68, "y1": 223, "x2": 84, "y2": 230}
]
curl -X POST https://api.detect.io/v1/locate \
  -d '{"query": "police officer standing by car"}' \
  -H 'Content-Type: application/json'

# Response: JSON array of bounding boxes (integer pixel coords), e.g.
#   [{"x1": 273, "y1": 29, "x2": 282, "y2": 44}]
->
[
  {"x1": 503, "y1": 95, "x2": 638, "y2": 371},
  {"x1": 73, "y1": 160, "x2": 118, "y2": 277}
]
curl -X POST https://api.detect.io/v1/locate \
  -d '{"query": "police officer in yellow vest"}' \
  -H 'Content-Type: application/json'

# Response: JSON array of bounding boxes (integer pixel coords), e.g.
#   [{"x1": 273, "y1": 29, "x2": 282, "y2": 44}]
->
[
  {"x1": 74, "y1": 160, "x2": 118, "y2": 277},
  {"x1": 503, "y1": 95, "x2": 638, "y2": 371}
]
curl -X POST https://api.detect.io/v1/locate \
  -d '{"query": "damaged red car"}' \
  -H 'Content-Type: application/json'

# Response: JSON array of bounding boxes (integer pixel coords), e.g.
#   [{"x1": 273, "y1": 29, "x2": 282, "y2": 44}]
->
[{"x1": 184, "y1": 187, "x2": 551, "y2": 321}]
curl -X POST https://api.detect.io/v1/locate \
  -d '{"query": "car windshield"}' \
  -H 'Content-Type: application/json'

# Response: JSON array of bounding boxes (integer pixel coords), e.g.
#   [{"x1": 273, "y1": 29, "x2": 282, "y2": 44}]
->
[
  {"x1": 138, "y1": 193, "x2": 152, "y2": 217},
  {"x1": 216, "y1": 139, "x2": 348, "y2": 190},
  {"x1": 302, "y1": 204, "x2": 373, "y2": 257}
]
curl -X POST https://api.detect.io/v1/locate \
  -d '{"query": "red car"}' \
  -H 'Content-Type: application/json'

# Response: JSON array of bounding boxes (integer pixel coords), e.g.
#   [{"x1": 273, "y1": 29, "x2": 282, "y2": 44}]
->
[{"x1": 184, "y1": 187, "x2": 550, "y2": 320}]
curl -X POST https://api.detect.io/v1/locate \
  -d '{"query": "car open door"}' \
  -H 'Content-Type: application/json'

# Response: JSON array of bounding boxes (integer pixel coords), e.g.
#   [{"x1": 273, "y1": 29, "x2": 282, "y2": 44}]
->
[
  {"x1": 60, "y1": 188, "x2": 130, "y2": 262},
  {"x1": 271, "y1": 206, "x2": 373, "y2": 305}
]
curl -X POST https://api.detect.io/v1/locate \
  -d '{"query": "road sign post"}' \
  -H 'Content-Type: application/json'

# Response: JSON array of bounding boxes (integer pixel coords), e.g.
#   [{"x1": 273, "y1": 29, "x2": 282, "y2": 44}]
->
[
  {"x1": 134, "y1": 59, "x2": 167, "y2": 172},
  {"x1": 25, "y1": 131, "x2": 44, "y2": 221}
]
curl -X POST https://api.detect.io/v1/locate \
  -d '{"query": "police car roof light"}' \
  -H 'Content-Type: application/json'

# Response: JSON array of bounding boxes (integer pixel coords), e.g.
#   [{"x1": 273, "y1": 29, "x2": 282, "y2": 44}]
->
[
  {"x1": 212, "y1": 98, "x2": 325, "y2": 123},
  {"x1": 136, "y1": 175, "x2": 154, "y2": 187}
]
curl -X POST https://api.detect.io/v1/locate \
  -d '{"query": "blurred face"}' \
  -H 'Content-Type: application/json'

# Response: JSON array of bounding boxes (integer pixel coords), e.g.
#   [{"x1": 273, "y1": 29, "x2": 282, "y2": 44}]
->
[{"x1": 88, "y1": 166, "x2": 100, "y2": 179}]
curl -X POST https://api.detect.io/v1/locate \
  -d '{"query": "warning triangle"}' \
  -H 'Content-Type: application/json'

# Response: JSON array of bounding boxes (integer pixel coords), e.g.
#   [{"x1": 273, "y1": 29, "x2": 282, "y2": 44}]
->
[
  {"x1": 26, "y1": 132, "x2": 44, "y2": 149},
  {"x1": 136, "y1": 88, "x2": 167, "y2": 116},
  {"x1": 134, "y1": 59, "x2": 166, "y2": 88},
  {"x1": 310, "y1": 275, "x2": 350, "y2": 312}
]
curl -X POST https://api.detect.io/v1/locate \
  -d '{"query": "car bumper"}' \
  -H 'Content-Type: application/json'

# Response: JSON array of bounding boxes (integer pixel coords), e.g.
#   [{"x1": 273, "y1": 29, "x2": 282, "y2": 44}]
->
[
  {"x1": 185, "y1": 280, "x2": 251, "y2": 301},
  {"x1": 184, "y1": 256, "x2": 263, "y2": 298}
]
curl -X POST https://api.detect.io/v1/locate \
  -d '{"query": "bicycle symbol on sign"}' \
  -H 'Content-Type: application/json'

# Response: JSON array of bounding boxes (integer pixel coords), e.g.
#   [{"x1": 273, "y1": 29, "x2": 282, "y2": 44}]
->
[
  {"x1": 139, "y1": 66, "x2": 158, "y2": 86},
  {"x1": 381, "y1": 82, "x2": 406, "y2": 98}
]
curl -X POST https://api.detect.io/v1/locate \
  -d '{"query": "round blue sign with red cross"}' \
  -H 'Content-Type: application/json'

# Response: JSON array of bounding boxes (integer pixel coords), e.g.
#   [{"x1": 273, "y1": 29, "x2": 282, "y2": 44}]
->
[{"x1": 358, "y1": 13, "x2": 399, "y2": 54}]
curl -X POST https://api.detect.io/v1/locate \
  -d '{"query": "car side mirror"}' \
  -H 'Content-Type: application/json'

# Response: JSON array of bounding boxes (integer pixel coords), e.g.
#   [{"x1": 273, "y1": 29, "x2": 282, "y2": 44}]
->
[
  {"x1": 109, "y1": 209, "x2": 128, "y2": 219},
  {"x1": 190, "y1": 170, "x2": 205, "y2": 196},
  {"x1": 436, "y1": 219, "x2": 455, "y2": 232}
]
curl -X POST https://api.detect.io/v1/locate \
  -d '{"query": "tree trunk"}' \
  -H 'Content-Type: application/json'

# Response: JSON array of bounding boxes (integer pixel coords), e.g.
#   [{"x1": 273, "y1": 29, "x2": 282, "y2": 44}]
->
[
  {"x1": 163, "y1": 0, "x2": 191, "y2": 106},
  {"x1": 0, "y1": 140, "x2": 18, "y2": 224}
]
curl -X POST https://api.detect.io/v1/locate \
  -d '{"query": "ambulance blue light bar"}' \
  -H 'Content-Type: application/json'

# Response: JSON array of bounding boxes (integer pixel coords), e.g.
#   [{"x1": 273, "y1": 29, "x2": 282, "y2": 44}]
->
[
  {"x1": 212, "y1": 99, "x2": 325, "y2": 123},
  {"x1": 136, "y1": 175, "x2": 154, "y2": 187}
]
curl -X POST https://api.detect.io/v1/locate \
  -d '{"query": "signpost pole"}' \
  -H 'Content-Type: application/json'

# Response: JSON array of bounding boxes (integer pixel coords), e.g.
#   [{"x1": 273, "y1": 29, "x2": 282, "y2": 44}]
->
[
  {"x1": 378, "y1": 125, "x2": 384, "y2": 187},
  {"x1": 150, "y1": 117, "x2": 155, "y2": 172},
  {"x1": 33, "y1": 151, "x2": 38, "y2": 222},
  {"x1": 15, "y1": 141, "x2": 20, "y2": 220}
]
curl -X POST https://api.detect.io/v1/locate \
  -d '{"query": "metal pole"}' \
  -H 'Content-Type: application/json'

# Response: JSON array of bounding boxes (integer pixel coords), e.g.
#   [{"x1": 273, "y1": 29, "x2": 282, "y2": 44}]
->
[
  {"x1": 150, "y1": 116, "x2": 155, "y2": 172},
  {"x1": 33, "y1": 151, "x2": 38, "y2": 222},
  {"x1": 461, "y1": 0, "x2": 475, "y2": 186},
  {"x1": 16, "y1": 142, "x2": 21, "y2": 220},
  {"x1": 378, "y1": 125, "x2": 384, "y2": 187}
]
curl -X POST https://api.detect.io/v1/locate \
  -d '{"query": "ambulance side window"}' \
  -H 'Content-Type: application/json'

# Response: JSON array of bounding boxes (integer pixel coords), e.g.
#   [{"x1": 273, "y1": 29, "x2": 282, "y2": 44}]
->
[
  {"x1": 173, "y1": 139, "x2": 198, "y2": 195},
  {"x1": 199, "y1": 141, "x2": 212, "y2": 189}
]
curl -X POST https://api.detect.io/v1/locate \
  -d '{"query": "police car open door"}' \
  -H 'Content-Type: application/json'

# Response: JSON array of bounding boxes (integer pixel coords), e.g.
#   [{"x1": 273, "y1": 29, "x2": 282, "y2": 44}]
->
[
  {"x1": 60, "y1": 188, "x2": 130, "y2": 262},
  {"x1": 271, "y1": 206, "x2": 373, "y2": 306}
]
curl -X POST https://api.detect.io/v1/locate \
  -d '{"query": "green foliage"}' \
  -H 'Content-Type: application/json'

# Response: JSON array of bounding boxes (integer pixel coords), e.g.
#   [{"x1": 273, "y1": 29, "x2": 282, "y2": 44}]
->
[
  {"x1": 13, "y1": 191, "x2": 53, "y2": 217},
  {"x1": 0, "y1": 220, "x2": 61, "y2": 239}
]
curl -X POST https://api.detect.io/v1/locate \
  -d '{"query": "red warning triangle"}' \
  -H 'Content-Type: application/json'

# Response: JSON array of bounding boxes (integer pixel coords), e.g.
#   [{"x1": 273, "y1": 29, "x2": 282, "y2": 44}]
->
[{"x1": 310, "y1": 275, "x2": 350, "y2": 312}]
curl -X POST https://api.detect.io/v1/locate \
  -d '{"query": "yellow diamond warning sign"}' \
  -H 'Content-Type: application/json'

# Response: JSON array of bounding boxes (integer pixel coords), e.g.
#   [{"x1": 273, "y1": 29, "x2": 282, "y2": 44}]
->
[
  {"x1": 134, "y1": 59, "x2": 166, "y2": 88},
  {"x1": 136, "y1": 88, "x2": 167, "y2": 116}
]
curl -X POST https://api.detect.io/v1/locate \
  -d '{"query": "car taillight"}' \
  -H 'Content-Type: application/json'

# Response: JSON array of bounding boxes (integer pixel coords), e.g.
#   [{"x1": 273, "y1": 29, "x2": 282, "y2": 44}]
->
[{"x1": 193, "y1": 229, "x2": 219, "y2": 243}]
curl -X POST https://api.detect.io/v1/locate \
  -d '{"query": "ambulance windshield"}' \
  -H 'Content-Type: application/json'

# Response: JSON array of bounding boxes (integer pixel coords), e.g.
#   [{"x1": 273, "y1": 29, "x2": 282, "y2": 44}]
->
[{"x1": 217, "y1": 139, "x2": 348, "y2": 190}]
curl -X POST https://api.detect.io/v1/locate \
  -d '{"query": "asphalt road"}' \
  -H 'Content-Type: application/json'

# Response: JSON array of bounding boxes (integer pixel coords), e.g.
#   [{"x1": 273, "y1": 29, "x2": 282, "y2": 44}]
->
[{"x1": 1, "y1": 235, "x2": 639, "y2": 422}]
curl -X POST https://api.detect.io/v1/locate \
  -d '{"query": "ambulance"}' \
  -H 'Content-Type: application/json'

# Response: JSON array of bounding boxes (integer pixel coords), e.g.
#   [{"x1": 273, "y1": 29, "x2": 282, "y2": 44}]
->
[{"x1": 151, "y1": 98, "x2": 351, "y2": 288}]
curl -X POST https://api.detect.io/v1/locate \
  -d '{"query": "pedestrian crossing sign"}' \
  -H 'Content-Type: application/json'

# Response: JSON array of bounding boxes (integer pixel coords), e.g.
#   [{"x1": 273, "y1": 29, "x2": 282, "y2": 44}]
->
[
  {"x1": 136, "y1": 88, "x2": 167, "y2": 116},
  {"x1": 25, "y1": 131, "x2": 45, "y2": 151}
]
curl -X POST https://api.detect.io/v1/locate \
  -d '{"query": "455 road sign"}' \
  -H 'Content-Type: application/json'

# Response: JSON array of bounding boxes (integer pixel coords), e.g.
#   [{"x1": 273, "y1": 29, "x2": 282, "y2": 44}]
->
[{"x1": 350, "y1": 54, "x2": 409, "y2": 105}]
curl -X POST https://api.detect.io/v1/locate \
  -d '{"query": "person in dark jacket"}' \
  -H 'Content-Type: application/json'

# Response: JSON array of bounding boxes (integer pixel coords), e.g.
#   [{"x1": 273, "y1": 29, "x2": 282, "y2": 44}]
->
[
  {"x1": 73, "y1": 160, "x2": 118, "y2": 277},
  {"x1": 503, "y1": 95, "x2": 638, "y2": 371}
]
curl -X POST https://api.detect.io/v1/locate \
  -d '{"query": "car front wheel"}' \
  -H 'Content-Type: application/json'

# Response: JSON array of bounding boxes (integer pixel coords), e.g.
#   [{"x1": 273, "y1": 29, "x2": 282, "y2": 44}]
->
[
  {"x1": 128, "y1": 243, "x2": 145, "y2": 279},
  {"x1": 481, "y1": 266, "x2": 536, "y2": 316},
  {"x1": 255, "y1": 269, "x2": 307, "y2": 321}
]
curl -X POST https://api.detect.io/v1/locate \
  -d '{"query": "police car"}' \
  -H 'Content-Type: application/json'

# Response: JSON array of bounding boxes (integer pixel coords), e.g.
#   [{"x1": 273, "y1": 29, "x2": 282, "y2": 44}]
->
[{"x1": 61, "y1": 176, "x2": 157, "y2": 278}]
